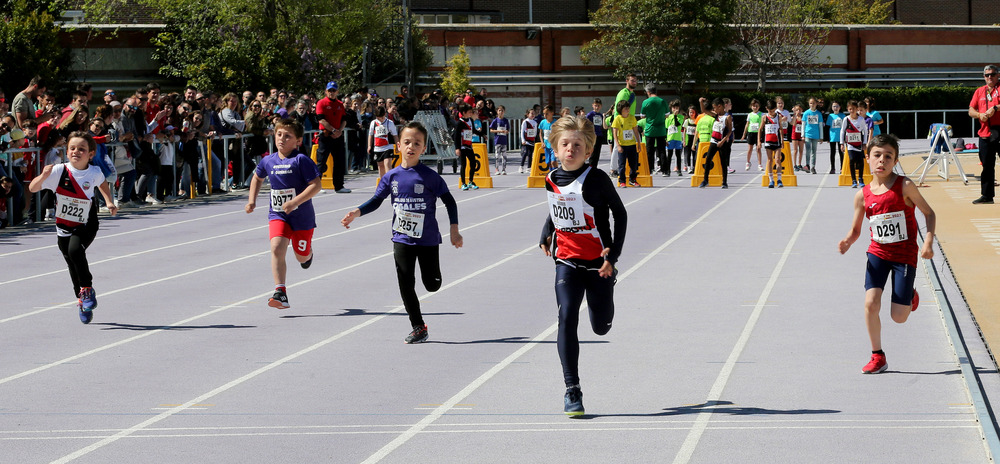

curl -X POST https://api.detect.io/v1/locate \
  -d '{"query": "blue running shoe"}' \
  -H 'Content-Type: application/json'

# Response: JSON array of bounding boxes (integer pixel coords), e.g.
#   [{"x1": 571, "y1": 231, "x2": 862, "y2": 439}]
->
[
  {"x1": 77, "y1": 298, "x2": 92, "y2": 324},
  {"x1": 777, "y1": 180, "x2": 784, "y2": 188},
  {"x1": 852, "y1": 181, "x2": 858, "y2": 188},
  {"x1": 461, "y1": 184, "x2": 469, "y2": 191},
  {"x1": 79, "y1": 287, "x2": 97, "y2": 312},
  {"x1": 859, "y1": 182, "x2": 865, "y2": 188},
  {"x1": 768, "y1": 181, "x2": 774, "y2": 188},
  {"x1": 564, "y1": 386, "x2": 584, "y2": 416},
  {"x1": 470, "y1": 183, "x2": 479, "y2": 190}
]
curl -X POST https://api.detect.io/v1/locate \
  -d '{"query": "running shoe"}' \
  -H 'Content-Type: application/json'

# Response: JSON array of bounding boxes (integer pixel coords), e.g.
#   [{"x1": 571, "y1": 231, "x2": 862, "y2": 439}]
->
[
  {"x1": 335, "y1": 188, "x2": 352, "y2": 193},
  {"x1": 727, "y1": 167, "x2": 736, "y2": 173},
  {"x1": 662, "y1": 171, "x2": 669, "y2": 177},
  {"x1": 721, "y1": 183, "x2": 729, "y2": 189},
  {"x1": 688, "y1": 169, "x2": 695, "y2": 174},
  {"x1": 268, "y1": 289, "x2": 290, "y2": 309},
  {"x1": 862, "y1": 352, "x2": 887, "y2": 374},
  {"x1": 405, "y1": 324, "x2": 428, "y2": 344},
  {"x1": 777, "y1": 180, "x2": 784, "y2": 188},
  {"x1": 301, "y1": 254, "x2": 313, "y2": 269},
  {"x1": 912, "y1": 289, "x2": 919, "y2": 312},
  {"x1": 618, "y1": 182, "x2": 626, "y2": 188},
  {"x1": 745, "y1": 162, "x2": 751, "y2": 171},
  {"x1": 759, "y1": 164, "x2": 764, "y2": 171},
  {"x1": 829, "y1": 169, "x2": 836, "y2": 174},
  {"x1": 811, "y1": 167, "x2": 817, "y2": 174},
  {"x1": 564, "y1": 386, "x2": 585, "y2": 416},
  {"x1": 698, "y1": 181, "x2": 708, "y2": 188},
  {"x1": 470, "y1": 183, "x2": 479, "y2": 190},
  {"x1": 859, "y1": 182, "x2": 865, "y2": 188},
  {"x1": 77, "y1": 298, "x2": 92, "y2": 324},
  {"x1": 768, "y1": 181, "x2": 774, "y2": 188},
  {"x1": 804, "y1": 165, "x2": 810, "y2": 173},
  {"x1": 852, "y1": 181, "x2": 858, "y2": 188},
  {"x1": 629, "y1": 180, "x2": 640, "y2": 187},
  {"x1": 461, "y1": 184, "x2": 469, "y2": 191},
  {"x1": 79, "y1": 287, "x2": 98, "y2": 312}
]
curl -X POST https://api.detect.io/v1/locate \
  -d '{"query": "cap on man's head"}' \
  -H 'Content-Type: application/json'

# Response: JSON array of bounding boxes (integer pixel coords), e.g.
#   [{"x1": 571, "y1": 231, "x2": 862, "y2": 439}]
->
[
  {"x1": 109, "y1": 101, "x2": 122, "y2": 108},
  {"x1": 326, "y1": 81, "x2": 339, "y2": 91}
]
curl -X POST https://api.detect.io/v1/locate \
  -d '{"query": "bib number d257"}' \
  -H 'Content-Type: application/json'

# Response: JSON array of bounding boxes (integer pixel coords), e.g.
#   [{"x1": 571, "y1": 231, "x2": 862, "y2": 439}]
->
[{"x1": 392, "y1": 208, "x2": 425, "y2": 238}]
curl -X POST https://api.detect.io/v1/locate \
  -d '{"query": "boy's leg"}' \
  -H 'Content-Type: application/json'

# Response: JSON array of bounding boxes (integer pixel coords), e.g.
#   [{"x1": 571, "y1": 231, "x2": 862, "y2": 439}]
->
[
  {"x1": 415, "y1": 245, "x2": 443, "y2": 292},
  {"x1": 589, "y1": 140, "x2": 602, "y2": 169},
  {"x1": 584, "y1": 268, "x2": 615, "y2": 336},
  {"x1": 270, "y1": 236, "x2": 290, "y2": 286},
  {"x1": 459, "y1": 150, "x2": 469, "y2": 185},
  {"x1": 888, "y1": 262, "x2": 918, "y2": 324},
  {"x1": 393, "y1": 242, "x2": 424, "y2": 327},
  {"x1": 703, "y1": 145, "x2": 718, "y2": 183},
  {"x1": 720, "y1": 144, "x2": 732, "y2": 185},
  {"x1": 290, "y1": 228, "x2": 315, "y2": 265},
  {"x1": 555, "y1": 263, "x2": 587, "y2": 387},
  {"x1": 865, "y1": 287, "x2": 884, "y2": 351},
  {"x1": 627, "y1": 146, "x2": 639, "y2": 182},
  {"x1": 617, "y1": 149, "x2": 627, "y2": 184}
]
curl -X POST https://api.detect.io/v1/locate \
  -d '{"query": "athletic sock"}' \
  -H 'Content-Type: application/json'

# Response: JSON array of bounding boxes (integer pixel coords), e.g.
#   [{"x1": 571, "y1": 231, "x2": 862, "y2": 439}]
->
[
  {"x1": 276, "y1": 284, "x2": 286, "y2": 292},
  {"x1": 872, "y1": 350, "x2": 885, "y2": 355}
]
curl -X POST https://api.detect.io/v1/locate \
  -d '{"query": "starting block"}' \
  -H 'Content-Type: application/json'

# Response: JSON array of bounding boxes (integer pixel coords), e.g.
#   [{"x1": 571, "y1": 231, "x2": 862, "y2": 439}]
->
[
  {"x1": 691, "y1": 142, "x2": 724, "y2": 187},
  {"x1": 761, "y1": 141, "x2": 798, "y2": 187},
  {"x1": 838, "y1": 147, "x2": 872, "y2": 186}
]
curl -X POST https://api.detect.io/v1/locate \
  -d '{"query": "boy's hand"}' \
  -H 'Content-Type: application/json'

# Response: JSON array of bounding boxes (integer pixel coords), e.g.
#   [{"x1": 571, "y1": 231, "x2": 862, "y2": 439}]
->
[
  {"x1": 245, "y1": 201, "x2": 255, "y2": 214},
  {"x1": 341, "y1": 209, "x2": 360, "y2": 228},
  {"x1": 281, "y1": 202, "x2": 298, "y2": 214},
  {"x1": 107, "y1": 205, "x2": 118, "y2": 216},
  {"x1": 40, "y1": 164, "x2": 53, "y2": 177},
  {"x1": 920, "y1": 240, "x2": 934, "y2": 260},
  {"x1": 450, "y1": 225, "x2": 463, "y2": 248},
  {"x1": 599, "y1": 248, "x2": 614, "y2": 278},
  {"x1": 838, "y1": 238, "x2": 851, "y2": 254},
  {"x1": 540, "y1": 236, "x2": 552, "y2": 257}
]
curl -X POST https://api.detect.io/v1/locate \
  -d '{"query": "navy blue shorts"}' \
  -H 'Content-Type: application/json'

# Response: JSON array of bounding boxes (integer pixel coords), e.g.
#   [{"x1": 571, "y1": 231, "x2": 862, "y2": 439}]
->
[{"x1": 864, "y1": 252, "x2": 916, "y2": 305}]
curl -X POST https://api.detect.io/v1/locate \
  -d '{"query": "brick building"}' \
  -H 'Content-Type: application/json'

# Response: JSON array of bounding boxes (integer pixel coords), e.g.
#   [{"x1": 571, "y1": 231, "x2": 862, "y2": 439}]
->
[{"x1": 893, "y1": 0, "x2": 1000, "y2": 25}]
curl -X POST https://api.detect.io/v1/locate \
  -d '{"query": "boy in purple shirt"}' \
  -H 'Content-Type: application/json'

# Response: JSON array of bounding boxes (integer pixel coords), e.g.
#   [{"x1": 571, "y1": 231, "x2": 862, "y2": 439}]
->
[
  {"x1": 342, "y1": 121, "x2": 464, "y2": 344},
  {"x1": 245, "y1": 119, "x2": 322, "y2": 309}
]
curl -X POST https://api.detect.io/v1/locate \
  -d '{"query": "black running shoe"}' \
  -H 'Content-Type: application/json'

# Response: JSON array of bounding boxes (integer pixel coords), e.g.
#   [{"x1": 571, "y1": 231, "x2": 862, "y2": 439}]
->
[
  {"x1": 564, "y1": 386, "x2": 584, "y2": 416},
  {"x1": 300, "y1": 254, "x2": 313, "y2": 269},
  {"x1": 268, "y1": 289, "x2": 290, "y2": 309},
  {"x1": 405, "y1": 325, "x2": 428, "y2": 344}
]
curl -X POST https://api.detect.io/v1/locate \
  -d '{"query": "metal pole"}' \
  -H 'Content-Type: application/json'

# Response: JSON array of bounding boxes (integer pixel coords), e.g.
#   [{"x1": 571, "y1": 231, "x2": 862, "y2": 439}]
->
[{"x1": 223, "y1": 137, "x2": 231, "y2": 192}]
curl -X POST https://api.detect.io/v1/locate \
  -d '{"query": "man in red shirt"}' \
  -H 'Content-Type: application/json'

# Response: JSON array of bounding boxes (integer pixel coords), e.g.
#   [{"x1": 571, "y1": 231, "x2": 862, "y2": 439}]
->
[
  {"x1": 315, "y1": 81, "x2": 350, "y2": 193},
  {"x1": 968, "y1": 65, "x2": 1000, "y2": 204}
]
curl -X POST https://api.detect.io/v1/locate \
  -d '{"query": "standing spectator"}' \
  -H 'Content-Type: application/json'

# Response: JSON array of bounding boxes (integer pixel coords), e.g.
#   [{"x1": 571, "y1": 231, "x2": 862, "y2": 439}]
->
[
  {"x1": 393, "y1": 85, "x2": 409, "y2": 107},
  {"x1": 969, "y1": 64, "x2": 1000, "y2": 204},
  {"x1": 103, "y1": 89, "x2": 115, "y2": 105},
  {"x1": 315, "y1": 81, "x2": 350, "y2": 193},
  {"x1": 344, "y1": 97, "x2": 365, "y2": 173},
  {"x1": 615, "y1": 74, "x2": 638, "y2": 120},
  {"x1": 292, "y1": 99, "x2": 317, "y2": 133},
  {"x1": 242, "y1": 90, "x2": 254, "y2": 111},
  {"x1": 244, "y1": 100, "x2": 271, "y2": 162},
  {"x1": 12, "y1": 76, "x2": 51, "y2": 129},
  {"x1": 640, "y1": 83, "x2": 667, "y2": 174},
  {"x1": 58, "y1": 90, "x2": 89, "y2": 127},
  {"x1": 110, "y1": 102, "x2": 137, "y2": 208},
  {"x1": 865, "y1": 97, "x2": 884, "y2": 136},
  {"x1": 184, "y1": 86, "x2": 199, "y2": 108},
  {"x1": 463, "y1": 89, "x2": 476, "y2": 106},
  {"x1": 585, "y1": 99, "x2": 606, "y2": 170}
]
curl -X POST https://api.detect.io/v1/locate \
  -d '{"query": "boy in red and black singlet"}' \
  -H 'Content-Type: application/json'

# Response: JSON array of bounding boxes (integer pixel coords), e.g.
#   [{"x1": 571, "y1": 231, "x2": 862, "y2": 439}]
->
[
  {"x1": 368, "y1": 106, "x2": 398, "y2": 178},
  {"x1": 759, "y1": 99, "x2": 786, "y2": 188},
  {"x1": 453, "y1": 103, "x2": 479, "y2": 190},
  {"x1": 28, "y1": 131, "x2": 118, "y2": 324},
  {"x1": 839, "y1": 134, "x2": 936, "y2": 374},
  {"x1": 245, "y1": 119, "x2": 321, "y2": 310},
  {"x1": 540, "y1": 116, "x2": 627, "y2": 416},
  {"x1": 840, "y1": 100, "x2": 869, "y2": 188},
  {"x1": 699, "y1": 98, "x2": 733, "y2": 189}
]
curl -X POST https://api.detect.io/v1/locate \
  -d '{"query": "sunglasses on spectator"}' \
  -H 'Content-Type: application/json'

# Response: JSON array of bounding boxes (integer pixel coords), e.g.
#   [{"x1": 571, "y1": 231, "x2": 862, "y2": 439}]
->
[
  {"x1": 105, "y1": 92, "x2": 115, "y2": 96},
  {"x1": 986, "y1": 73, "x2": 998, "y2": 78},
  {"x1": 251, "y1": 105, "x2": 261, "y2": 108},
  {"x1": 128, "y1": 105, "x2": 139, "y2": 110}
]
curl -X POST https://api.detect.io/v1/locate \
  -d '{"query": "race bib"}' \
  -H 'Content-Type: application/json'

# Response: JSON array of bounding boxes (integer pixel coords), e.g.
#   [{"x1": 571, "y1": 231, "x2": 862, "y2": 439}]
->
[
  {"x1": 685, "y1": 126, "x2": 696, "y2": 135},
  {"x1": 525, "y1": 128, "x2": 537, "y2": 138},
  {"x1": 748, "y1": 122, "x2": 760, "y2": 132},
  {"x1": 833, "y1": 118, "x2": 843, "y2": 129},
  {"x1": 795, "y1": 124, "x2": 804, "y2": 134},
  {"x1": 55, "y1": 194, "x2": 90, "y2": 224},
  {"x1": 593, "y1": 115, "x2": 603, "y2": 127},
  {"x1": 543, "y1": 129, "x2": 551, "y2": 141},
  {"x1": 807, "y1": 115, "x2": 819, "y2": 125},
  {"x1": 374, "y1": 125, "x2": 389, "y2": 137},
  {"x1": 270, "y1": 188, "x2": 296, "y2": 211},
  {"x1": 870, "y1": 211, "x2": 907, "y2": 244},
  {"x1": 392, "y1": 208, "x2": 424, "y2": 238},
  {"x1": 712, "y1": 120, "x2": 725, "y2": 133},
  {"x1": 667, "y1": 125, "x2": 679, "y2": 135},
  {"x1": 547, "y1": 191, "x2": 585, "y2": 230},
  {"x1": 846, "y1": 132, "x2": 862, "y2": 144},
  {"x1": 622, "y1": 129, "x2": 635, "y2": 141},
  {"x1": 462, "y1": 130, "x2": 473, "y2": 143},
  {"x1": 764, "y1": 124, "x2": 778, "y2": 135}
]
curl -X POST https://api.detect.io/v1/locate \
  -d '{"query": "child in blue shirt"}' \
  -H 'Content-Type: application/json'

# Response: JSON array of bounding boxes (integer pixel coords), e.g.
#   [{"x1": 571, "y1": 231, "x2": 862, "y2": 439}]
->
[
  {"x1": 802, "y1": 97, "x2": 823, "y2": 174},
  {"x1": 826, "y1": 101, "x2": 845, "y2": 174},
  {"x1": 538, "y1": 105, "x2": 557, "y2": 170}
]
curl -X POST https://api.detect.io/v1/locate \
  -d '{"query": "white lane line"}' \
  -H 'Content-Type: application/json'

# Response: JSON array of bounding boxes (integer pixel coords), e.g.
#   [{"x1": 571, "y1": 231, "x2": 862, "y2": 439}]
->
[
  {"x1": 362, "y1": 179, "x2": 742, "y2": 464},
  {"x1": 49, "y1": 241, "x2": 542, "y2": 463},
  {"x1": 0, "y1": 189, "x2": 512, "y2": 324},
  {"x1": 671, "y1": 175, "x2": 827, "y2": 464},
  {"x1": 0, "y1": 198, "x2": 546, "y2": 384}
]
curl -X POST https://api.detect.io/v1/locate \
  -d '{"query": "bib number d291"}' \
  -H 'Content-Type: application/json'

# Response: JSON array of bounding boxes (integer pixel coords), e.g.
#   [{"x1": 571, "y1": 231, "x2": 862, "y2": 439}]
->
[{"x1": 870, "y1": 211, "x2": 907, "y2": 244}]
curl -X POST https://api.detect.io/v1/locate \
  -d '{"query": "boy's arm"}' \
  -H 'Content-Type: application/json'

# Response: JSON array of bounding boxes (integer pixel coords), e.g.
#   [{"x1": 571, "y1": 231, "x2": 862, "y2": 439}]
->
[
  {"x1": 440, "y1": 191, "x2": 462, "y2": 248},
  {"x1": 245, "y1": 173, "x2": 264, "y2": 213},
  {"x1": 903, "y1": 178, "x2": 936, "y2": 259},
  {"x1": 284, "y1": 177, "x2": 322, "y2": 214},
  {"x1": 838, "y1": 190, "x2": 866, "y2": 254},
  {"x1": 98, "y1": 182, "x2": 118, "y2": 216},
  {"x1": 28, "y1": 164, "x2": 54, "y2": 193}
]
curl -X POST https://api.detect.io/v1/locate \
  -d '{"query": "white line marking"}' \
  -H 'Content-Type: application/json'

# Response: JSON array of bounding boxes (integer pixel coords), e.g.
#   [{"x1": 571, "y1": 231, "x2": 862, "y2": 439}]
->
[
  {"x1": 362, "y1": 179, "x2": 748, "y2": 463},
  {"x1": 671, "y1": 176, "x2": 827, "y2": 464}
]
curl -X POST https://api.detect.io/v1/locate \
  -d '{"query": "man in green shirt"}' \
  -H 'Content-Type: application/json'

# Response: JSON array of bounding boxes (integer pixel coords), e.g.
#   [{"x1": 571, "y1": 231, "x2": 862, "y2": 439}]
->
[
  {"x1": 640, "y1": 83, "x2": 667, "y2": 174},
  {"x1": 615, "y1": 73, "x2": 638, "y2": 117}
]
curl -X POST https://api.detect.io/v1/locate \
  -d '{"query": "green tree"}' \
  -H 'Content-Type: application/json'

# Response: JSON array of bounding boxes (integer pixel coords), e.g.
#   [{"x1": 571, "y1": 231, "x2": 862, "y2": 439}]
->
[
  {"x1": 581, "y1": 0, "x2": 739, "y2": 94},
  {"x1": 814, "y1": 0, "x2": 894, "y2": 24},
  {"x1": 732, "y1": 0, "x2": 831, "y2": 92},
  {"x1": 439, "y1": 43, "x2": 472, "y2": 101},
  {"x1": 0, "y1": 0, "x2": 70, "y2": 96}
]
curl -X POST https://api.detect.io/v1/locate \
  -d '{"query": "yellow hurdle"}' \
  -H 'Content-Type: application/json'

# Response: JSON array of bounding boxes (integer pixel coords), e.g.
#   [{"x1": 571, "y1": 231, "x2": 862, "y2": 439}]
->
[
  {"x1": 761, "y1": 141, "x2": 798, "y2": 187},
  {"x1": 690, "y1": 142, "x2": 724, "y2": 187},
  {"x1": 308, "y1": 142, "x2": 338, "y2": 190},
  {"x1": 527, "y1": 142, "x2": 549, "y2": 188},
  {"x1": 838, "y1": 147, "x2": 873, "y2": 186},
  {"x1": 456, "y1": 143, "x2": 493, "y2": 189}
]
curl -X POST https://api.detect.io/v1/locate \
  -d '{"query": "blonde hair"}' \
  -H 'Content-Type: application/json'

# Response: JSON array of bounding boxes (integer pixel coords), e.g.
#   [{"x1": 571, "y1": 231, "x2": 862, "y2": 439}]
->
[{"x1": 548, "y1": 116, "x2": 596, "y2": 153}]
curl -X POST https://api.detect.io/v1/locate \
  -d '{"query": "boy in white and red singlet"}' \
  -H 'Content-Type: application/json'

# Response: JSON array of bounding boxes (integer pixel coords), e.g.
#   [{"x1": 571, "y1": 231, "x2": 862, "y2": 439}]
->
[
  {"x1": 839, "y1": 134, "x2": 937, "y2": 374},
  {"x1": 540, "y1": 116, "x2": 627, "y2": 416},
  {"x1": 245, "y1": 119, "x2": 321, "y2": 310},
  {"x1": 29, "y1": 131, "x2": 118, "y2": 324},
  {"x1": 519, "y1": 107, "x2": 538, "y2": 173},
  {"x1": 841, "y1": 100, "x2": 870, "y2": 188},
  {"x1": 369, "y1": 106, "x2": 398, "y2": 178}
]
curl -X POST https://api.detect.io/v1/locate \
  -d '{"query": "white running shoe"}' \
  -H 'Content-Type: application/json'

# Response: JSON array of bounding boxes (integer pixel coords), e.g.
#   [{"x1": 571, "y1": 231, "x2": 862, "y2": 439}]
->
[{"x1": 745, "y1": 162, "x2": 750, "y2": 171}]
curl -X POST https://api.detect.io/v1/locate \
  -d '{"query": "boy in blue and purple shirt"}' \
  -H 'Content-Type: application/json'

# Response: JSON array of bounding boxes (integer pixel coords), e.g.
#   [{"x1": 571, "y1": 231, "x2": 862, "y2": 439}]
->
[
  {"x1": 342, "y1": 121, "x2": 464, "y2": 344},
  {"x1": 245, "y1": 119, "x2": 321, "y2": 310}
]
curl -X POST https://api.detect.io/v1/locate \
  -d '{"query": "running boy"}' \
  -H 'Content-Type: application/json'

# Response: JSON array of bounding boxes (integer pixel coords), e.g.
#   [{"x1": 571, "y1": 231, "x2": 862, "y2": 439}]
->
[
  {"x1": 742, "y1": 99, "x2": 763, "y2": 171},
  {"x1": 759, "y1": 99, "x2": 786, "y2": 188},
  {"x1": 838, "y1": 134, "x2": 935, "y2": 374},
  {"x1": 841, "y1": 100, "x2": 870, "y2": 188},
  {"x1": 520, "y1": 107, "x2": 538, "y2": 173},
  {"x1": 610, "y1": 100, "x2": 639, "y2": 187},
  {"x1": 453, "y1": 104, "x2": 479, "y2": 190},
  {"x1": 585, "y1": 98, "x2": 606, "y2": 170},
  {"x1": 28, "y1": 131, "x2": 118, "y2": 324},
  {"x1": 342, "y1": 122, "x2": 463, "y2": 344},
  {"x1": 539, "y1": 105, "x2": 557, "y2": 170},
  {"x1": 245, "y1": 118, "x2": 321, "y2": 309},
  {"x1": 540, "y1": 115, "x2": 627, "y2": 415},
  {"x1": 489, "y1": 105, "x2": 510, "y2": 175}
]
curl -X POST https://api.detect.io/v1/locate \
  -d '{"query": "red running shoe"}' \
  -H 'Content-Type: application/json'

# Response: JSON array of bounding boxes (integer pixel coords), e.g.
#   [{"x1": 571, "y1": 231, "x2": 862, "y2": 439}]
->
[
  {"x1": 862, "y1": 353, "x2": 887, "y2": 374},
  {"x1": 911, "y1": 290, "x2": 919, "y2": 312}
]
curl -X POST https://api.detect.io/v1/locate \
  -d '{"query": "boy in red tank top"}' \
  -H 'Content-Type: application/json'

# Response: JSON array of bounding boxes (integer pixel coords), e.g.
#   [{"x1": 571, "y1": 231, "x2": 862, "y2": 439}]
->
[{"x1": 838, "y1": 134, "x2": 936, "y2": 374}]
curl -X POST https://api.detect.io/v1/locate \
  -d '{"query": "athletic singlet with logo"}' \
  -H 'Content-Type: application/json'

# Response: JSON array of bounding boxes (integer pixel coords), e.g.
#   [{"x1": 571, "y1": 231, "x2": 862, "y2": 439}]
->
[
  {"x1": 521, "y1": 118, "x2": 538, "y2": 145},
  {"x1": 791, "y1": 116, "x2": 804, "y2": 140},
  {"x1": 541, "y1": 165, "x2": 627, "y2": 267},
  {"x1": 710, "y1": 114, "x2": 730, "y2": 144},
  {"x1": 370, "y1": 163, "x2": 454, "y2": 246},
  {"x1": 763, "y1": 114, "x2": 781, "y2": 144},
  {"x1": 546, "y1": 167, "x2": 604, "y2": 262},
  {"x1": 843, "y1": 118, "x2": 865, "y2": 149},
  {"x1": 371, "y1": 118, "x2": 395, "y2": 151},
  {"x1": 746, "y1": 111, "x2": 762, "y2": 134},
  {"x1": 459, "y1": 118, "x2": 474, "y2": 147},
  {"x1": 41, "y1": 163, "x2": 105, "y2": 238},
  {"x1": 254, "y1": 152, "x2": 320, "y2": 230},
  {"x1": 864, "y1": 177, "x2": 919, "y2": 267}
]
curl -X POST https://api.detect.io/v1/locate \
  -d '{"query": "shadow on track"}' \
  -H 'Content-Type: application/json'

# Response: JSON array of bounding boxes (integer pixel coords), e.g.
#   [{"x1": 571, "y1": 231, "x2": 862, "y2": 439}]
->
[
  {"x1": 95, "y1": 322, "x2": 256, "y2": 331},
  {"x1": 571, "y1": 400, "x2": 840, "y2": 420},
  {"x1": 280, "y1": 308, "x2": 464, "y2": 319}
]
